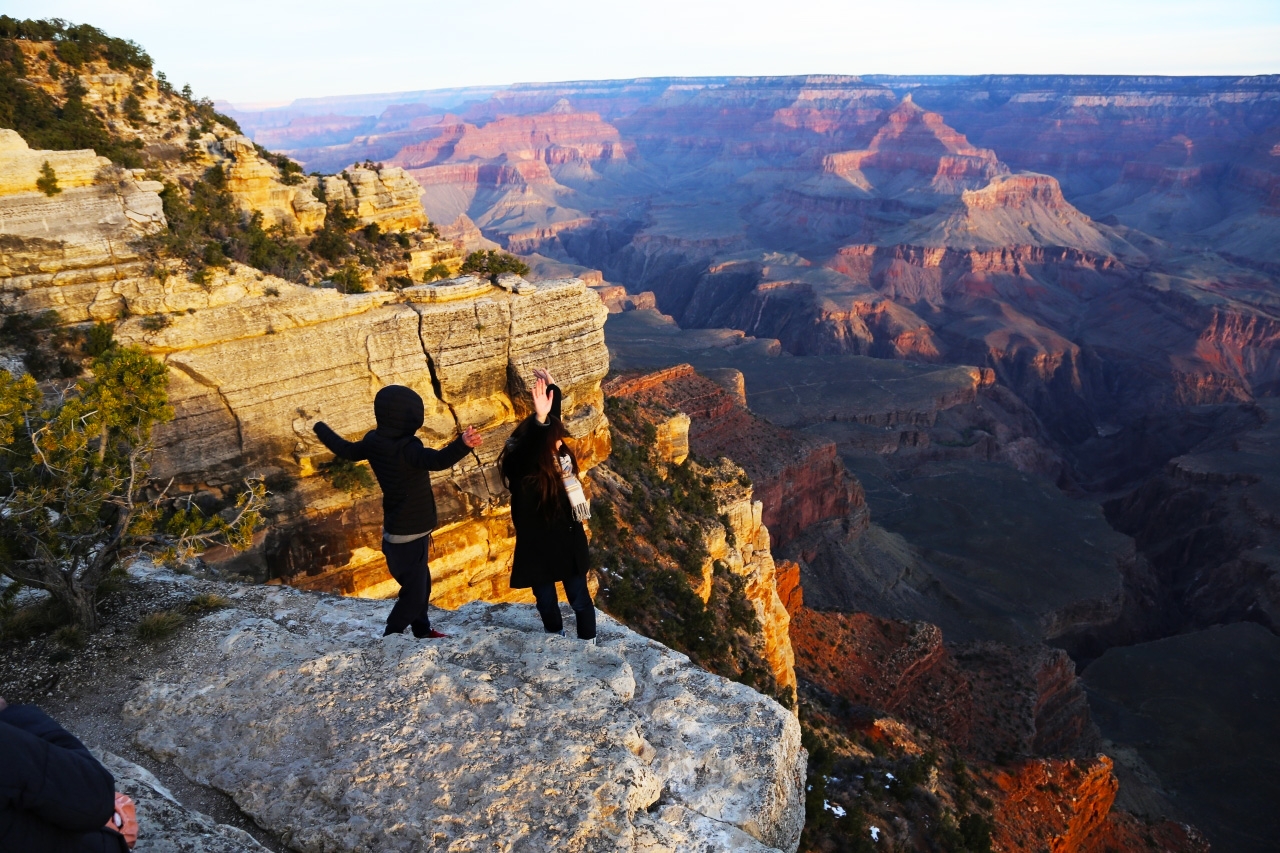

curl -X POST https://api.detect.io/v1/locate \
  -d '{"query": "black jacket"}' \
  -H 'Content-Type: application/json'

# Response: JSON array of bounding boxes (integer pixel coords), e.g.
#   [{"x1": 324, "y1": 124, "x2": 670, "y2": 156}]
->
[
  {"x1": 501, "y1": 385, "x2": 590, "y2": 588},
  {"x1": 314, "y1": 385, "x2": 472, "y2": 536},
  {"x1": 0, "y1": 704, "x2": 126, "y2": 853}
]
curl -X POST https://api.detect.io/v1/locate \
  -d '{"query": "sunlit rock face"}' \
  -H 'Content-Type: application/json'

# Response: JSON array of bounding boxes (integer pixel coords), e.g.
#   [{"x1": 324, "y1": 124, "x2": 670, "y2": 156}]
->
[
  {"x1": 0, "y1": 130, "x2": 166, "y2": 321},
  {"x1": 604, "y1": 366, "x2": 801, "y2": 706},
  {"x1": 110, "y1": 273, "x2": 611, "y2": 607},
  {"x1": 126, "y1": 572, "x2": 806, "y2": 853}
]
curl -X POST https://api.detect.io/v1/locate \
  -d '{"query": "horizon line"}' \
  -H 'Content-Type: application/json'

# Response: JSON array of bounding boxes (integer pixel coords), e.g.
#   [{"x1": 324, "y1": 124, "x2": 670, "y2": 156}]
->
[{"x1": 218, "y1": 71, "x2": 1280, "y2": 114}]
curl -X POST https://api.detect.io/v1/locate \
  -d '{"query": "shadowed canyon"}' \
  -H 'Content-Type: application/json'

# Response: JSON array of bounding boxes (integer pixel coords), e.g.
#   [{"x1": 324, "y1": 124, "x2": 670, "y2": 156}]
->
[{"x1": 1, "y1": 20, "x2": 1278, "y2": 851}]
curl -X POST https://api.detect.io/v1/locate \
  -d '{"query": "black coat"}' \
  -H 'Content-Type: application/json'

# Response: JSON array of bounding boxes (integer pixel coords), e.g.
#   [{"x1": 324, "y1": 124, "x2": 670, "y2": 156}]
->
[
  {"x1": 315, "y1": 385, "x2": 472, "y2": 536},
  {"x1": 0, "y1": 704, "x2": 126, "y2": 853},
  {"x1": 501, "y1": 385, "x2": 590, "y2": 588}
]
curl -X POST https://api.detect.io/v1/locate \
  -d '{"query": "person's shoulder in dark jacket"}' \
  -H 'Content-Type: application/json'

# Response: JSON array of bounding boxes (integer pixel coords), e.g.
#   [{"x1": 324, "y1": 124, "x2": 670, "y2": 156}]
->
[{"x1": 0, "y1": 703, "x2": 126, "y2": 852}]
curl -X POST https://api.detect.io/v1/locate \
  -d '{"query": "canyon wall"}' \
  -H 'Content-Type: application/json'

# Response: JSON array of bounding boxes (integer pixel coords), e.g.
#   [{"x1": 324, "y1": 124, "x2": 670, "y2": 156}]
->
[
  {"x1": 114, "y1": 270, "x2": 611, "y2": 606},
  {"x1": 231, "y1": 74, "x2": 1280, "y2": 483},
  {"x1": 604, "y1": 368, "x2": 799, "y2": 702}
]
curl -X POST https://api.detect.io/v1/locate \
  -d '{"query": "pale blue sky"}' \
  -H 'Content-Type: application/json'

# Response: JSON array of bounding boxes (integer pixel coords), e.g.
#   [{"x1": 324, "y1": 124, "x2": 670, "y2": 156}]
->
[{"x1": 7, "y1": 0, "x2": 1278, "y2": 106}]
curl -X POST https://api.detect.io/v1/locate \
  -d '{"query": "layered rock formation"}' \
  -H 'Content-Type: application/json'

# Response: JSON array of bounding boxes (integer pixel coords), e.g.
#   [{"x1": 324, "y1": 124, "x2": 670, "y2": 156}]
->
[
  {"x1": 1104, "y1": 398, "x2": 1280, "y2": 636},
  {"x1": 321, "y1": 164, "x2": 428, "y2": 232},
  {"x1": 790, "y1": 608, "x2": 1099, "y2": 760},
  {"x1": 237, "y1": 74, "x2": 1278, "y2": 478},
  {"x1": 989, "y1": 756, "x2": 1208, "y2": 853},
  {"x1": 603, "y1": 368, "x2": 799, "y2": 703},
  {"x1": 0, "y1": 131, "x2": 166, "y2": 320},
  {"x1": 107, "y1": 271, "x2": 610, "y2": 607},
  {"x1": 604, "y1": 363, "x2": 859, "y2": 546},
  {"x1": 125, "y1": 571, "x2": 806, "y2": 853},
  {"x1": 0, "y1": 36, "x2": 612, "y2": 613},
  {"x1": 217, "y1": 135, "x2": 327, "y2": 233}
]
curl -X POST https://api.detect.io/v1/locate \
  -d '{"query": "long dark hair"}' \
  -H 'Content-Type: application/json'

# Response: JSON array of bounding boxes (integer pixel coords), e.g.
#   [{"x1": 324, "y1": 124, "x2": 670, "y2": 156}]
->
[{"x1": 499, "y1": 416, "x2": 580, "y2": 519}]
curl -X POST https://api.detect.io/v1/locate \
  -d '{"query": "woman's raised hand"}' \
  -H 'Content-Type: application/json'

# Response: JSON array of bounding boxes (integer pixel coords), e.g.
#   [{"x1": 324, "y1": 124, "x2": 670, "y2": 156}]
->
[
  {"x1": 533, "y1": 367, "x2": 555, "y2": 387},
  {"x1": 532, "y1": 376, "x2": 554, "y2": 423}
]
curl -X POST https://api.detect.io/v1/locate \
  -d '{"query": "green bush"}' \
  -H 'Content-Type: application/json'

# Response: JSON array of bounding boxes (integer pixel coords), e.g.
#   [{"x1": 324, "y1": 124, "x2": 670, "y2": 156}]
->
[
  {"x1": 422, "y1": 263, "x2": 452, "y2": 283},
  {"x1": 0, "y1": 52, "x2": 143, "y2": 167},
  {"x1": 36, "y1": 160, "x2": 60, "y2": 195},
  {"x1": 325, "y1": 458, "x2": 374, "y2": 494},
  {"x1": 84, "y1": 320, "x2": 115, "y2": 357},
  {"x1": 121, "y1": 93, "x2": 144, "y2": 125},
  {"x1": 0, "y1": 310, "x2": 81, "y2": 379},
  {"x1": 330, "y1": 261, "x2": 366, "y2": 294},
  {"x1": 0, "y1": 349, "x2": 265, "y2": 629},
  {"x1": 309, "y1": 224, "x2": 351, "y2": 263},
  {"x1": 459, "y1": 249, "x2": 530, "y2": 282},
  {"x1": 0, "y1": 17, "x2": 151, "y2": 71}
]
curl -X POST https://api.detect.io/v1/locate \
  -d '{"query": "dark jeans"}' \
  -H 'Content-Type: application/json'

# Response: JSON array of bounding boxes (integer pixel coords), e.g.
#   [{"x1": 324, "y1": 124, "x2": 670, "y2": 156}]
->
[
  {"x1": 382, "y1": 536, "x2": 434, "y2": 637},
  {"x1": 531, "y1": 573, "x2": 596, "y2": 640}
]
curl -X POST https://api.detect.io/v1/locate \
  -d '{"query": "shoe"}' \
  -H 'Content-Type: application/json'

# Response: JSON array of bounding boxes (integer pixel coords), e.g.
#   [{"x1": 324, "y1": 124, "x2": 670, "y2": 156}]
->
[
  {"x1": 414, "y1": 629, "x2": 449, "y2": 639},
  {"x1": 583, "y1": 636, "x2": 597, "y2": 646}
]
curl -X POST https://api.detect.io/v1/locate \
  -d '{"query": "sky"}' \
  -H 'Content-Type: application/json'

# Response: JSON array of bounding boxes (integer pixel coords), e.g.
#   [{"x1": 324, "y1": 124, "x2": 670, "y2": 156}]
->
[{"x1": 5, "y1": 0, "x2": 1279, "y2": 106}]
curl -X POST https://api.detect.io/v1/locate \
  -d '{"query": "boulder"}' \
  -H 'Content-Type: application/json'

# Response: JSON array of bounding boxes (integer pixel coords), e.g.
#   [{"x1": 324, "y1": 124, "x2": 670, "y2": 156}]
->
[
  {"x1": 92, "y1": 750, "x2": 271, "y2": 852},
  {"x1": 125, "y1": 575, "x2": 805, "y2": 853}
]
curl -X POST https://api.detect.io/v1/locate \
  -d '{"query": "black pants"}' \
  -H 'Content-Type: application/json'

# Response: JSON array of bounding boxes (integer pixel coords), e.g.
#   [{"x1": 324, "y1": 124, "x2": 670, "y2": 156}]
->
[
  {"x1": 382, "y1": 536, "x2": 434, "y2": 637},
  {"x1": 531, "y1": 574, "x2": 596, "y2": 640}
]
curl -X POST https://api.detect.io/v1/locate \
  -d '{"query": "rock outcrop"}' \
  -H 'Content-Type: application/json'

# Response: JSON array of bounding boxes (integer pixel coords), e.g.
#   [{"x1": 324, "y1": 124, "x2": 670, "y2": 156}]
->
[
  {"x1": 605, "y1": 368, "x2": 800, "y2": 702},
  {"x1": 93, "y1": 750, "x2": 272, "y2": 853},
  {"x1": 125, "y1": 572, "x2": 806, "y2": 853},
  {"x1": 791, "y1": 608, "x2": 1100, "y2": 760},
  {"x1": 108, "y1": 272, "x2": 610, "y2": 607},
  {"x1": 605, "y1": 363, "x2": 860, "y2": 547},
  {"x1": 0, "y1": 133, "x2": 166, "y2": 320},
  {"x1": 217, "y1": 135, "x2": 327, "y2": 233},
  {"x1": 322, "y1": 164, "x2": 429, "y2": 232}
]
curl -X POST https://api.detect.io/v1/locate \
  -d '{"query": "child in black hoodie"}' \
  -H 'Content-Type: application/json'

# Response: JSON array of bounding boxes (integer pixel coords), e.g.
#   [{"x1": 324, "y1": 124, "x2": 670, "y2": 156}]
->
[{"x1": 313, "y1": 385, "x2": 482, "y2": 638}]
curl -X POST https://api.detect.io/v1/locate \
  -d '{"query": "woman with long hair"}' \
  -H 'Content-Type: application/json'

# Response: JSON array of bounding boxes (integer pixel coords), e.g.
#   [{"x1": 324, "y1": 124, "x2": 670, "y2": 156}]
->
[{"x1": 499, "y1": 368, "x2": 596, "y2": 642}]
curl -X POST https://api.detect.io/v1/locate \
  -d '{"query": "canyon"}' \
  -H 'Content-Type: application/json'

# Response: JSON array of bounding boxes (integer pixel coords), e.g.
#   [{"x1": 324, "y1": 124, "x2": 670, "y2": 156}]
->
[
  {"x1": 222, "y1": 73, "x2": 1280, "y2": 851},
  {"x1": 2, "y1": 24, "x2": 1279, "y2": 851}
]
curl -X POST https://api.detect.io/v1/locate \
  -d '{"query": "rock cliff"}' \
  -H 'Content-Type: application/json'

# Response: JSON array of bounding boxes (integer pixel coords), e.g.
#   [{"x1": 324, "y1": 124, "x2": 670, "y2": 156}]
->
[
  {"x1": 125, "y1": 569, "x2": 806, "y2": 853},
  {"x1": 599, "y1": 372, "x2": 799, "y2": 704},
  {"x1": 322, "y1": 163, "x2": 428, "y2": 232},
  {"x1": 603, "y1": 364, "x2": 859, "y2": 546},
  {"x1": 217, "y1": 135, "x2": 327, "y2": 233},
  {"x1": 0, "y1": 131, "x2": 166, "y2": 321},
  {"x1": 107, "y1": 271, "x2": 610, "y2": 608}
]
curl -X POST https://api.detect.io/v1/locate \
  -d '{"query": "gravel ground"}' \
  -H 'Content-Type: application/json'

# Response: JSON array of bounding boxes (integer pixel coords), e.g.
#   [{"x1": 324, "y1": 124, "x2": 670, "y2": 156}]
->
[{"x1": 0, "y1": 567, "x2": 292, "y2": 852}]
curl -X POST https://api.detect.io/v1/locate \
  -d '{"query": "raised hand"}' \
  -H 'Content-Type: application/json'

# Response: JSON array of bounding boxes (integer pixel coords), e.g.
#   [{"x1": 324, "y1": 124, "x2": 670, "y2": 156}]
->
[
  {"x1": 461, "y1": 425, "x2": 483, "y2": 448},
  {"x1": 532, "y1": 376, "x2": 554, "y2": 423},
  {"x1": 532, "y1": 367, "x2": 555, "y2": 387}
]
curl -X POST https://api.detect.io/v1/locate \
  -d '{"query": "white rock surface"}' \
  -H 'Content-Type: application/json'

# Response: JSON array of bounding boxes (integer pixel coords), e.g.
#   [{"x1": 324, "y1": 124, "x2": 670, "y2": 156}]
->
[
  {"x1": 124, "y1": 576, "x2": 805, "y2": 853},
  {"x1": 92, "y1": 749, "x2": 271, "y2": 852}
]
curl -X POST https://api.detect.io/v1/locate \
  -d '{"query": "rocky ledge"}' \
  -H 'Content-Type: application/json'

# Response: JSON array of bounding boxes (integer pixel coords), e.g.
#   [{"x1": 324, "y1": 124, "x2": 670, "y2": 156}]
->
[{"x1": 124, "y1": 569, "x2": 806, "y2": 853}]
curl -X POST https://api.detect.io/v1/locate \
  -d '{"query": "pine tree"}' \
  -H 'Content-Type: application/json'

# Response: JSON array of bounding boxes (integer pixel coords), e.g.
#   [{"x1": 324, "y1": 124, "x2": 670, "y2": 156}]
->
[
  {"x1": 36, "y1": 160, "x2": 60, "y2": 196},
  {"x1": 0, "y1": 348, "x2": 266, "y2": 630}
]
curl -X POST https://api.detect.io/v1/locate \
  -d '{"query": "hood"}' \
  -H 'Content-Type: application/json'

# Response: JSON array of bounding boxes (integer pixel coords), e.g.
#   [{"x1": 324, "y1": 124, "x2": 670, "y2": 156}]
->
[{"x1": 373, "y1": 385, "x2": 425, "y2": 439}]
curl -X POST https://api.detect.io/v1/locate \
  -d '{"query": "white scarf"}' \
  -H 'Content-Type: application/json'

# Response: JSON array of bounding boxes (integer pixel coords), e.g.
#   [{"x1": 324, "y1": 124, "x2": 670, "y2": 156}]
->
[{"x1": 559, "y1": 451, "x2": 591, "y2": 522}]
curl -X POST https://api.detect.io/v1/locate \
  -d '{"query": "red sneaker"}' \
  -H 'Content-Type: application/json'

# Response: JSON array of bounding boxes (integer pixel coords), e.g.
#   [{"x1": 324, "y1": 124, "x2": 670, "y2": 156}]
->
[{"x1": 414, "y1": 629, "x2": 449, "y2": 639}]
